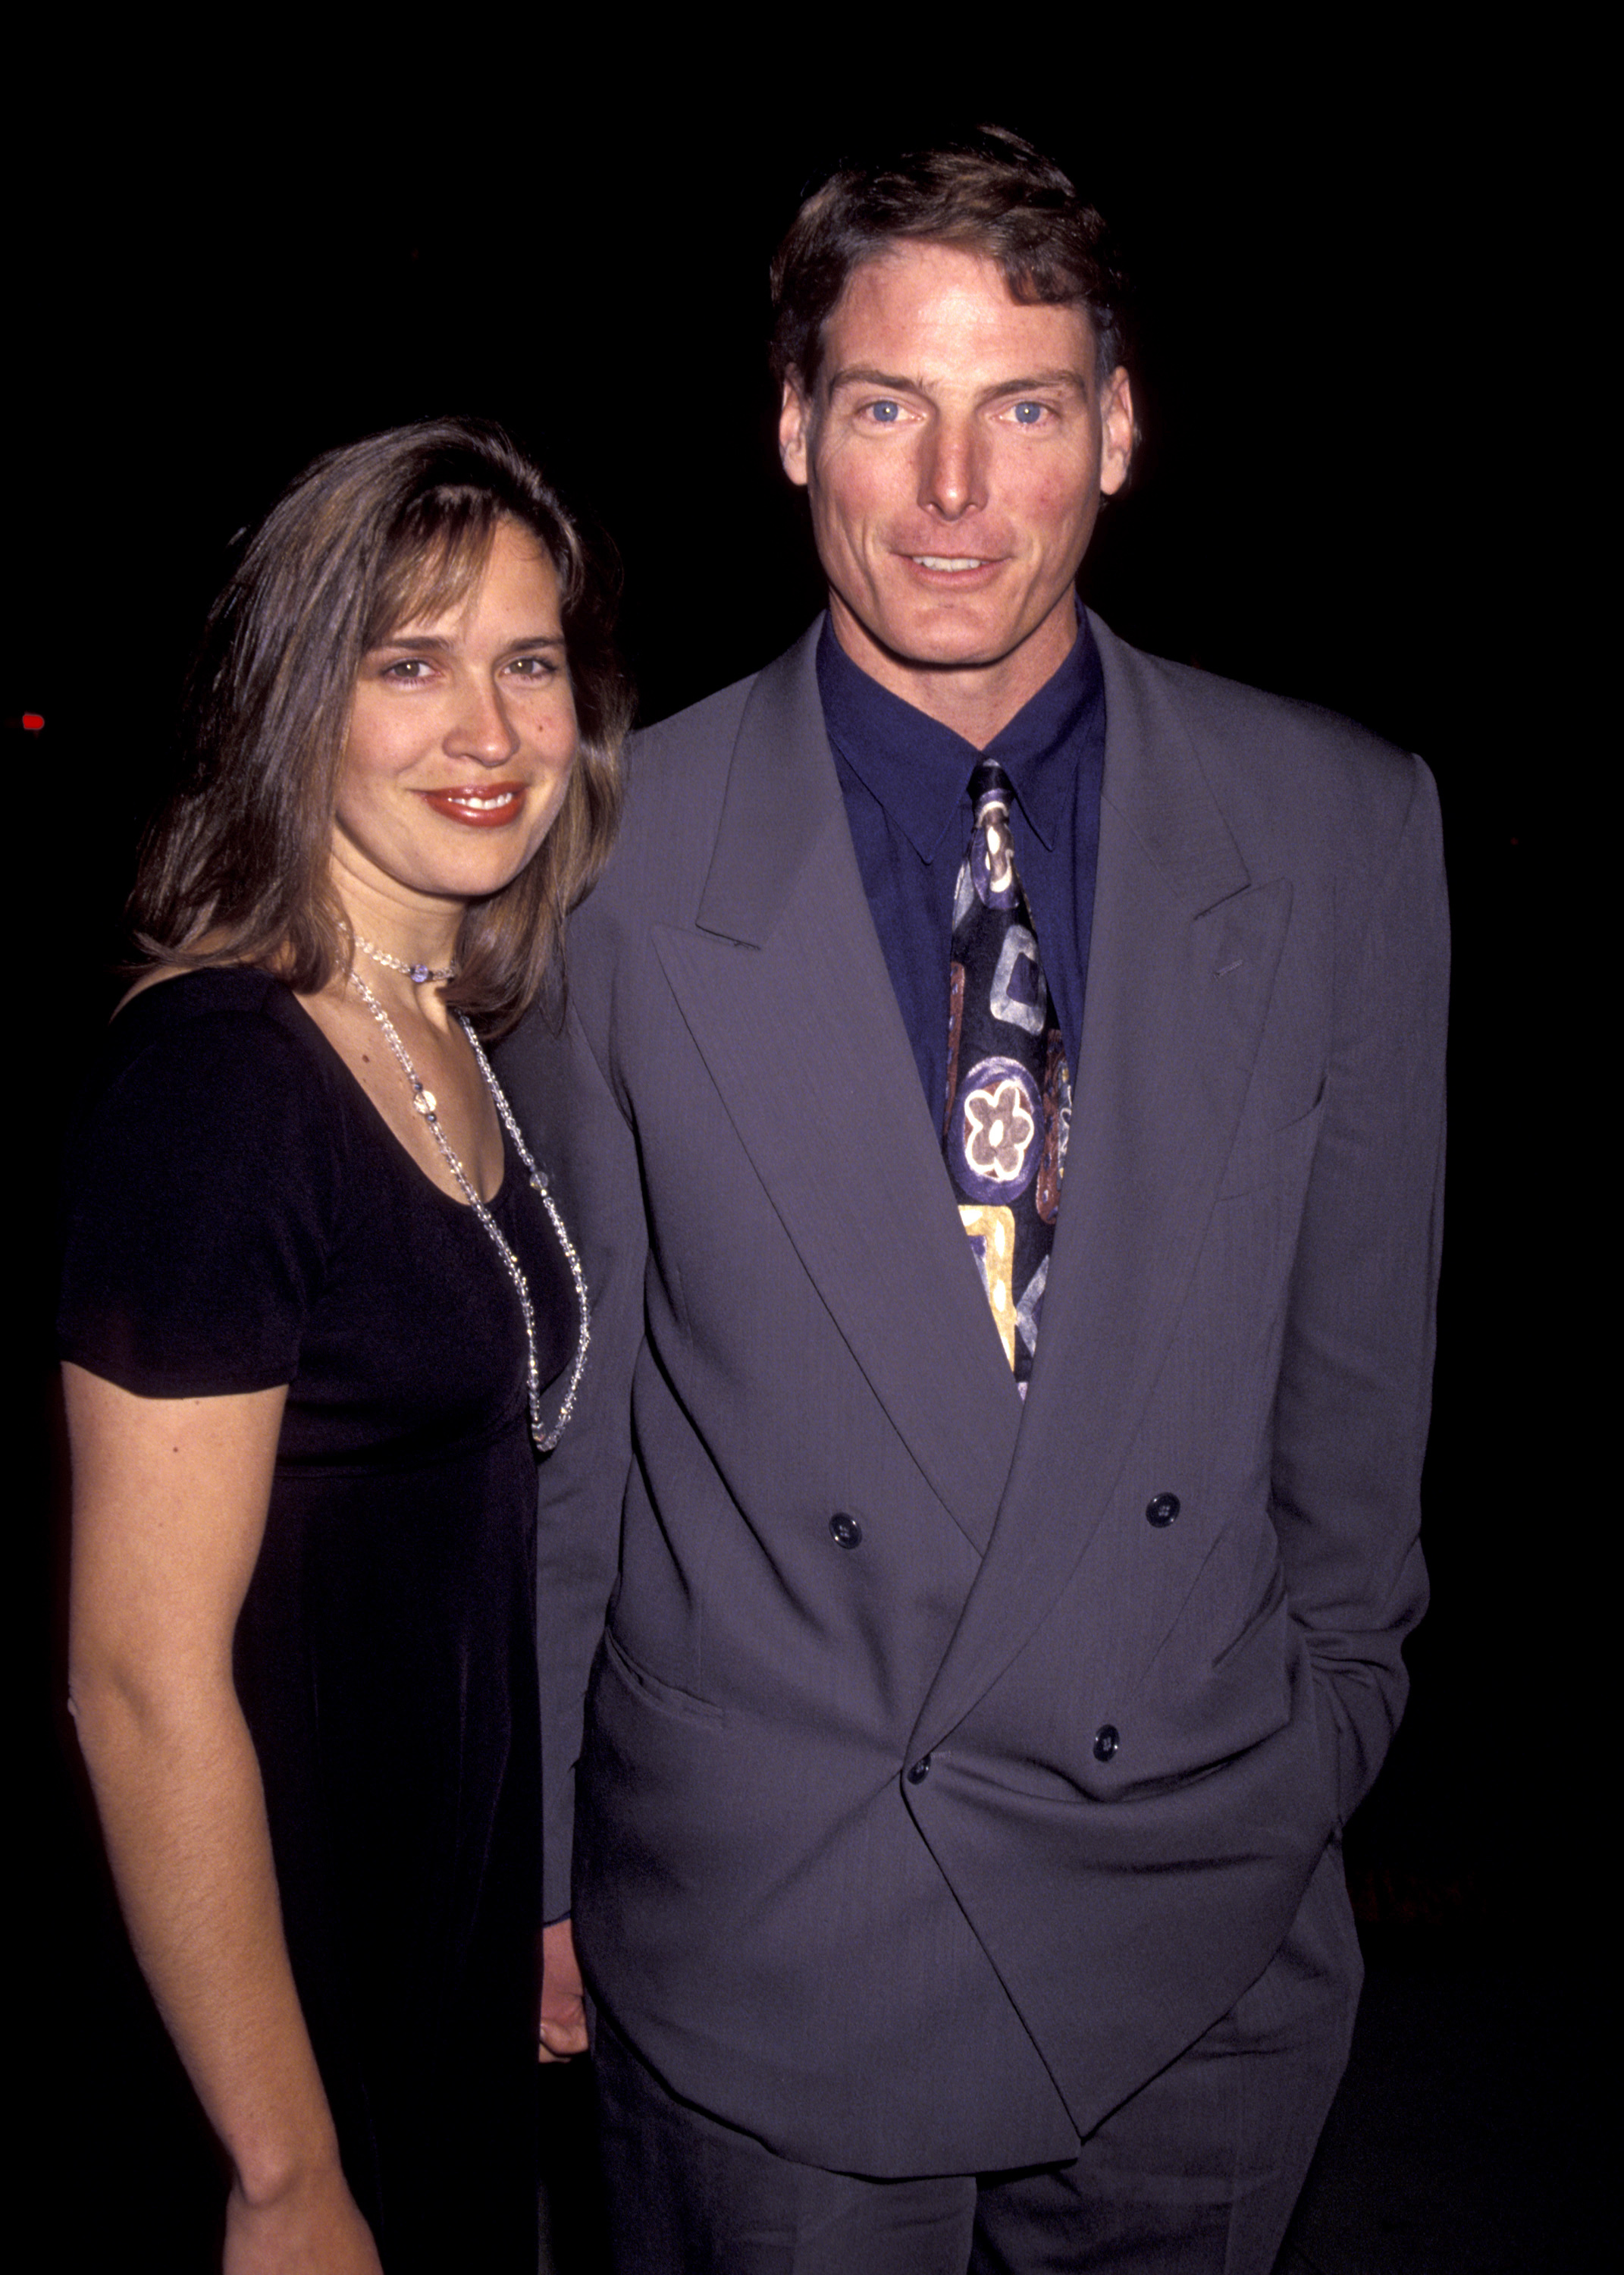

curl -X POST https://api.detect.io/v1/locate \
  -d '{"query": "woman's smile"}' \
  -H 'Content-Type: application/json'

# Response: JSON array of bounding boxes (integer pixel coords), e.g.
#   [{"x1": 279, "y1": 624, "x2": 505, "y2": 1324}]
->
[
  {"x1": 334, "y1": 519, "x2": 578, "y2": 917},
  {"x1": 419, "y1": 781, "x2": 529, "y2": 827}
]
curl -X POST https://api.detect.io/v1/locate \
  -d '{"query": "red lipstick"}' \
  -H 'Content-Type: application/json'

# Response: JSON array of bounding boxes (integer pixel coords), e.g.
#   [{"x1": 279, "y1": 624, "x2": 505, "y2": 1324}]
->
[{"x1": 419, "y1": 783, "x2": 526, "y2": 828}]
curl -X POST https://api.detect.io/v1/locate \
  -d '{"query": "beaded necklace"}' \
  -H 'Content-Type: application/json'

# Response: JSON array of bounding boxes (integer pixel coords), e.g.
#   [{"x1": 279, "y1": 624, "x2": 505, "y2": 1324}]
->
[
  {"x1": 353, "y1": 931, "x2": 458, "y2": 987},
  {"x1": 346, "y1": 968, "x2": 588, "y2": 1452}
]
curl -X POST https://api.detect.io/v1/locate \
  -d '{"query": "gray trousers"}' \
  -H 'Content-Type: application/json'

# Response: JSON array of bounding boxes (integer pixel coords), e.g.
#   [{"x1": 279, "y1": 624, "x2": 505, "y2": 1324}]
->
[{"x1": 588, "y1": 1895, "x2": 1358, "y2": 2275}]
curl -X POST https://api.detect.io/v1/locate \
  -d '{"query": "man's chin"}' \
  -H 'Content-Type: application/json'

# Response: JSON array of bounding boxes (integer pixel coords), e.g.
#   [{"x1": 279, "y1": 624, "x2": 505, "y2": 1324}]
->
[
  {"x1": 836, "y1": 602, "x2": 1019, "y2": 673},
  {"x1": 835, "y1": 604, "x2": 1068, "y2": 686}
]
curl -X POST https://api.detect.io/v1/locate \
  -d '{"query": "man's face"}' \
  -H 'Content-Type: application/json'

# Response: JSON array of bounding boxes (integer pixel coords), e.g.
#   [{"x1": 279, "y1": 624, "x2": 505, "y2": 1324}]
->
[{"x1": 779, "y1": 240, "x2": 1133, "y2": 730}]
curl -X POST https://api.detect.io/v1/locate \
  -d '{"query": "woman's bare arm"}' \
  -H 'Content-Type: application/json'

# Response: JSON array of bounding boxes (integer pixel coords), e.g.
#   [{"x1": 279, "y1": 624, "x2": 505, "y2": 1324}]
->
[{"x1": 65, "y1": 1363, "x2": 383, "y2": 2273}]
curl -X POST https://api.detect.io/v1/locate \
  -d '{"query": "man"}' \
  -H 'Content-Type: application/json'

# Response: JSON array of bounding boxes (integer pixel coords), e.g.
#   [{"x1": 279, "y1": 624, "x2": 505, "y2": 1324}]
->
[{"x1": 506, "y1": 129, "x2": 1447, "y2": 2273}]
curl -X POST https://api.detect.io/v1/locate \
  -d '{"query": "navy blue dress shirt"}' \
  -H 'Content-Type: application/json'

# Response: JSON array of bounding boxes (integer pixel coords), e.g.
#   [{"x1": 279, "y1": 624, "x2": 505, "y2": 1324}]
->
[{"x1": 817, "y1": 611, "x2": 1106, "y2": 1129}]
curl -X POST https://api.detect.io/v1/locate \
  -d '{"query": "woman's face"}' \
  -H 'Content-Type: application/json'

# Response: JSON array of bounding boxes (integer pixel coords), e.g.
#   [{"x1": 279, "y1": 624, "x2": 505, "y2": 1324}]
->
[{"x1": 333, "y1": 518, "x2": 578, "y2": 924}]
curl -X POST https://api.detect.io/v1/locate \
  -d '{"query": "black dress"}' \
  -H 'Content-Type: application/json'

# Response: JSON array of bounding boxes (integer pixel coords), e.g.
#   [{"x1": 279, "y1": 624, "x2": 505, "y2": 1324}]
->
[{"x1": 58, "y1": 968, "x2": 575, "y2": 2272}]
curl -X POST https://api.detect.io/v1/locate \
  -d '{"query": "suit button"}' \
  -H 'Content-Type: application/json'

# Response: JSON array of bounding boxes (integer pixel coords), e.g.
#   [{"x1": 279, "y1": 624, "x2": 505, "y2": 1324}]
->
[
  {"x1": 1145, "y1": 1493, "x2": 1180, "y2": 1527},
  {"x1": 829, "y1": 1513, "x2": 864, "y2": 1549},
  {"x1": 1093, "y1": 1725, "x2": 1119, "y2": 1762},
  {"x1": 906, "y1": 1756, "x2": 932, "y2": 1784}
]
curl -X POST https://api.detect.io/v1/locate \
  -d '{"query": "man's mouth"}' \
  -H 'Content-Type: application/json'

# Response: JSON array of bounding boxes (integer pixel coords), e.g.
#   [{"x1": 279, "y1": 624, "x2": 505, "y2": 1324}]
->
[{"x1": 911, "y1": 556, "x2": 992, "y2": 573}]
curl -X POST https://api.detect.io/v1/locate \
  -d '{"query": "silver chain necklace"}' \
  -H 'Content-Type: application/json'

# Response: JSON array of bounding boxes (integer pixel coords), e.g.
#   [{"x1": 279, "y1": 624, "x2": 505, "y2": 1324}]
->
[{"x1": 346, "y1": 968, "x2": 589, "y2": 1452}]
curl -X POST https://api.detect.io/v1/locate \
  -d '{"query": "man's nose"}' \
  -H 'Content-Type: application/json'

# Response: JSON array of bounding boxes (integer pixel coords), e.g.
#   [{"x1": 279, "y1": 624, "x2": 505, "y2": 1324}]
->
[
  {"x1": 918, "y1": 417, "x2": 985, "y2": 519},
  {"x1": 447, "y1": 676, "x2": 519, "y2": 765}
]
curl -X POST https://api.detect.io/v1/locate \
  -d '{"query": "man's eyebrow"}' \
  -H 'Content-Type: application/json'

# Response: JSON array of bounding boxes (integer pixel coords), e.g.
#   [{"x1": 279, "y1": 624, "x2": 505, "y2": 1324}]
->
[
  {"x1": 986, "y1": 369, "x2": 1093, "y2": 397},
  {"x1": 824, "y1": 366, "x2": 923, "y2": 396},
  {"x1": 824, "y1": 366, "x2": 1093, "y2": 400}
]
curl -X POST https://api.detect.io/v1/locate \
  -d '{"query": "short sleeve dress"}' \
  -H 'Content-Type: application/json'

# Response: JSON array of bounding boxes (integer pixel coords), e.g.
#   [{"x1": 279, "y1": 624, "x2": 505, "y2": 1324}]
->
[{"x1": 58, "y1": 967, "x2": 577, "y2": 2273}]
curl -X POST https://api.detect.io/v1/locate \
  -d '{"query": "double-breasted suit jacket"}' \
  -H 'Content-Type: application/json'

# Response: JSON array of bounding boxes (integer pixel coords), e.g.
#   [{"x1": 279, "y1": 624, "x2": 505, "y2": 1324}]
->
[{"x1": 502, "y1": 612, "x2": 1447, "y2": 2176}]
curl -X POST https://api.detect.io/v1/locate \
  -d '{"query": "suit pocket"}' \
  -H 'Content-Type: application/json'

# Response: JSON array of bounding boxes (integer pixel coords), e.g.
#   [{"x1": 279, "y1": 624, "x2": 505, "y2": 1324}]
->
[
  {"x1": 600, "y1": 1624, "x2": 726, "y2": 1726},
  {"x1": 1215, "y1": 1087, "x2": 1325, "y2": 1200}
]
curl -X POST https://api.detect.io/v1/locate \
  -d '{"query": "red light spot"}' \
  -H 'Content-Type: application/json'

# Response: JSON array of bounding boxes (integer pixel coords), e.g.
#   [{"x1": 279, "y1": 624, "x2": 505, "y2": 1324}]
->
[{"x1": 22, "y1": 714, "x2": 44, "y2": 732}]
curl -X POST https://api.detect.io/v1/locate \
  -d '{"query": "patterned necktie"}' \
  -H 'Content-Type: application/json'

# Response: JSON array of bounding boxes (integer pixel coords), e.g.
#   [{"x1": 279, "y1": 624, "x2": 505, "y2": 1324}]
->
[{"x1": 943, "y1": 760, "x2": 1071, "y2": 1390}]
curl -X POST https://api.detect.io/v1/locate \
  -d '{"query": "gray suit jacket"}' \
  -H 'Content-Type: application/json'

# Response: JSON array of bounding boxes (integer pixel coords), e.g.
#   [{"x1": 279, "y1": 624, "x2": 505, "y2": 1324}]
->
[{"x1": 501, "y1": 613, "x2": 1447, "y2": 2174}]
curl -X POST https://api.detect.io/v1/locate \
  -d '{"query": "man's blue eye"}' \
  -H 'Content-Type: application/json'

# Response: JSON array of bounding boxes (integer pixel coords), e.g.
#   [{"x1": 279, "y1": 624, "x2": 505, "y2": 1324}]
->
[
  {"x1": 870, "y1": 400, "x2": 900, "y2": 422},
  {"x1": 1013, "y1": 402, "x2": 1045, "y2": 425}
]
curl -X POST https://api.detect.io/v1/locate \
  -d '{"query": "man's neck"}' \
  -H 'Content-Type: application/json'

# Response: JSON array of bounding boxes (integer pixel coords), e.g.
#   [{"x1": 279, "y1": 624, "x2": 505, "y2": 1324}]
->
[{"x1": 826, "y1": 595, "x2": 1078, "y2": 751}]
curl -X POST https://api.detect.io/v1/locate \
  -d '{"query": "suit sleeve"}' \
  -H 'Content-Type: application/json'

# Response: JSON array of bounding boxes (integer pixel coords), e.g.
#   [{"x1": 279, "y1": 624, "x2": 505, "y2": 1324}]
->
[
  {"x1": 506, "y1": 993, "x2": 647, "y2": 1922},
  {"x1": 1270, "y1": 755, "x2": 1448, "y2": 1827}
]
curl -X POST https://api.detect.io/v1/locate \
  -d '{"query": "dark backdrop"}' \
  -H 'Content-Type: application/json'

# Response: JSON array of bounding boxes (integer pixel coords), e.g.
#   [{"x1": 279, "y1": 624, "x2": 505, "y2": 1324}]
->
[{"x1": 11, "y1": 59, "x2": 1566, "y2": 2268}]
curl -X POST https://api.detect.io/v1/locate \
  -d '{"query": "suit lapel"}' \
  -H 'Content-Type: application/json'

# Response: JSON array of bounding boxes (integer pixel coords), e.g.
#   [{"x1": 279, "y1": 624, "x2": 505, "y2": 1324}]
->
[
  {"x1": 655, "y1": 629, "x2": 1021, "y2": 1553},
  {"x1": 910, "y1": 619, "x2": 1294, "y2": 1749}
]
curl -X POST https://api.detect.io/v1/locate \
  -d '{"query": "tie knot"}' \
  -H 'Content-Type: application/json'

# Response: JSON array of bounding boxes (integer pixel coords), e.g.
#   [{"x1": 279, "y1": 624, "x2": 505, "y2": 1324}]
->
[{"x1": 968, "y1": 760, "x2": 1014, "y2": 818}]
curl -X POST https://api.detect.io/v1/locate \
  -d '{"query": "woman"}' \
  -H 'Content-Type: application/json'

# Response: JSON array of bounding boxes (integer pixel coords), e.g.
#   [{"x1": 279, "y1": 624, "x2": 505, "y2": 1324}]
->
[{"x1": 58, "y1": 419, "x2": 629, "y2": 2272}]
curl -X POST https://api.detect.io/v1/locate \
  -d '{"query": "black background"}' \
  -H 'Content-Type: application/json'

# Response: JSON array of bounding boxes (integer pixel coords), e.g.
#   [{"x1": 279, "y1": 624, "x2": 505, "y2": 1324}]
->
[{"x1": 11, "y1": 45, "x2": 1573, "y2": 2269}]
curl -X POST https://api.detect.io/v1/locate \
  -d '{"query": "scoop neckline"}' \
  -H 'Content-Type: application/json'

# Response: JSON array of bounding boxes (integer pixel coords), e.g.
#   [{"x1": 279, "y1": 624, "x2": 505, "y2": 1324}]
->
[
  {"x1": 117, "y1": 965, "x2": 511, "y2": 1216},
  {"x1": 290, "y1": 987, "x2": 513, "y2": 1216}
]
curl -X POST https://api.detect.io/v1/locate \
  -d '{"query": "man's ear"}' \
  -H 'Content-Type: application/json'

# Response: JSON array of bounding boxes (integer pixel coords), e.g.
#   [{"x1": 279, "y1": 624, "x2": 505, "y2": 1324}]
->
[
  {"x1": 1099, "y1": 368, "x2": 1136, "y2": 499},
  {"x1": 779, "y1": 378, "x2": 814, "y2": 488}
]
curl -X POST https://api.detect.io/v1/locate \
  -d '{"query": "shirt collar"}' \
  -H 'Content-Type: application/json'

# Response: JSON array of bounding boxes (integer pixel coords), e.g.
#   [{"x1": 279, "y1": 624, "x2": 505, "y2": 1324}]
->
[{"x1": 817, "y1": 604, "x2": 1103, "y2": 863}]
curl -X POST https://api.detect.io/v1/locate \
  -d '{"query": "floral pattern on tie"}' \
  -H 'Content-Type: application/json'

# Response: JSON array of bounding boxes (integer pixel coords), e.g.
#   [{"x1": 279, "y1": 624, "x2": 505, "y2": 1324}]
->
[{"x1": 943, "y1": 761, "x2": 1071, "y2": 1386}]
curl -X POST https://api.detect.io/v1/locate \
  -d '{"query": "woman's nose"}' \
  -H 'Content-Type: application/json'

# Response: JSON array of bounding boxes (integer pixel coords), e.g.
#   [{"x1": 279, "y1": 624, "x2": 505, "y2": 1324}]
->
[{"x1": 447, "y1": 676, "x2": 518, "y2": 764}]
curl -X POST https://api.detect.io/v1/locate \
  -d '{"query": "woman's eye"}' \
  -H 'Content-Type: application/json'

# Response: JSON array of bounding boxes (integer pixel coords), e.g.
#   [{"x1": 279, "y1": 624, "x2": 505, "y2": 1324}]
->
[
  {"x1": 507, "y1": 655, "x2": 560, "y2": 681},
  {"x1": 381, "y1": 657, "x2": 431, "y2": 682}
]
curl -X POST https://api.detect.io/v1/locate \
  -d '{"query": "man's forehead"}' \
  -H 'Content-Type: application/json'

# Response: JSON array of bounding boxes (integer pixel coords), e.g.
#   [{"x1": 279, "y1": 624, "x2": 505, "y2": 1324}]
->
[{"x1": 819, "y1": 240, "x2": 1099, "y2": 389}]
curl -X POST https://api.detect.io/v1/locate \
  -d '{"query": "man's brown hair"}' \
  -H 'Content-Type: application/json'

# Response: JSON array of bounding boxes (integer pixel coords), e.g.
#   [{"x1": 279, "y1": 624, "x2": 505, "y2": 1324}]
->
[{"x1": 770, "y1": 126, "x2": 1133, "y2": 403}]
